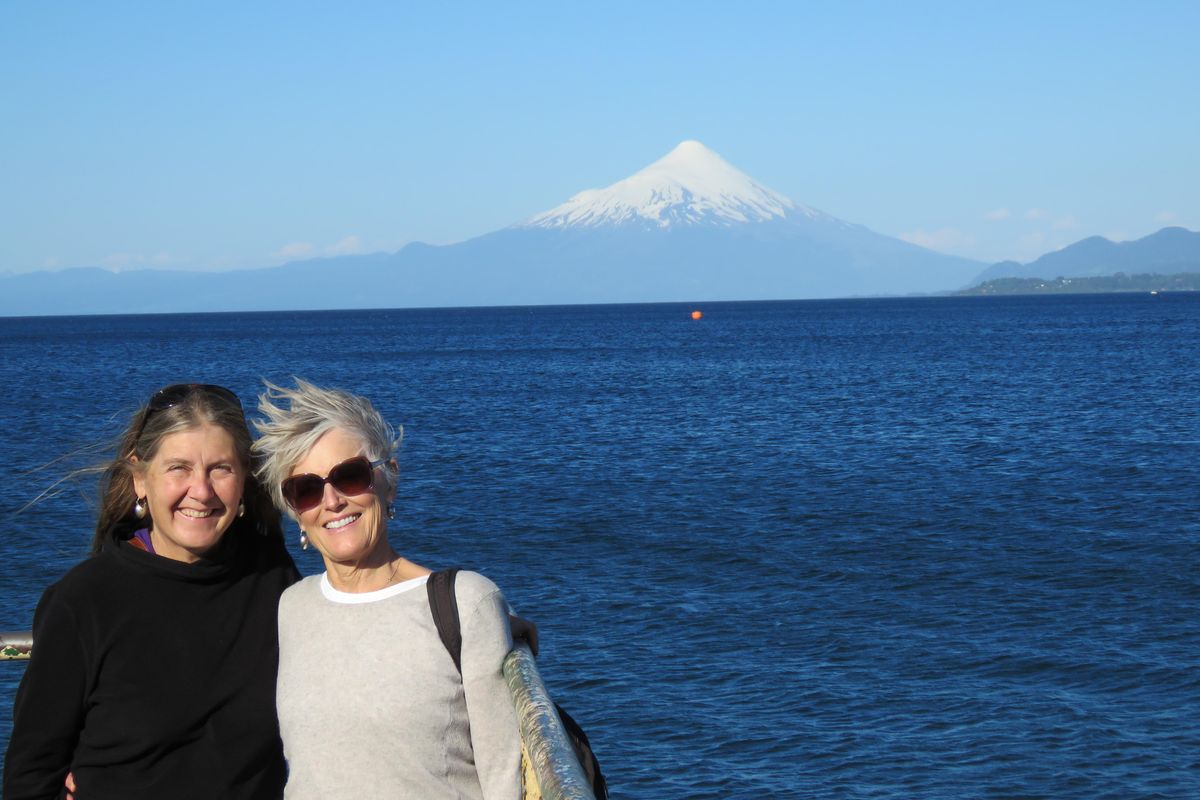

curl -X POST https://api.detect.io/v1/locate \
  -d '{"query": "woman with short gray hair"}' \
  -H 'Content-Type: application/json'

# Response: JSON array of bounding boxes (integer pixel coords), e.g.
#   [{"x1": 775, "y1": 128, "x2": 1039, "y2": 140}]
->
[{"x1": 254, "y1": 379, "x2": 522, "y2": 800}]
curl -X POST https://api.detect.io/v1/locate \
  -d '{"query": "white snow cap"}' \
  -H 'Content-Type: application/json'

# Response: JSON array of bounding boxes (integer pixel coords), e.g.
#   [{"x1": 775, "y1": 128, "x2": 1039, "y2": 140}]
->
[{"x1": 523, "y1": 140, "x2": 827, "y2": 229}]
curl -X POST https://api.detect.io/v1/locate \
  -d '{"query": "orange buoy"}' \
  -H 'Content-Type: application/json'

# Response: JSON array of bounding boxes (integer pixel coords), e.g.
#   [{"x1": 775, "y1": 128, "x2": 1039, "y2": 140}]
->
[{"x1": 690, "y1": 310, "x2": 703, "y2": 320}]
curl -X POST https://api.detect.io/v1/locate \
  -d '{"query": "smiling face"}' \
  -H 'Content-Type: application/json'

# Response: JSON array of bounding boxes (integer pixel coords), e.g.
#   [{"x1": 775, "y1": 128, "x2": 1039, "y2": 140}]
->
[
  {"x1": 289, "y1": 427, "x2": 392, "y2": 568},
  {"x1": 131, "y1": 423, "x2": 245, "y2": 563}
]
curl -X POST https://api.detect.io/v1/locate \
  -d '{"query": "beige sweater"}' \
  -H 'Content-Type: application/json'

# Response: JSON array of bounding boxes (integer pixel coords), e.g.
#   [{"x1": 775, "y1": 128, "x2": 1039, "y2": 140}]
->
[{"x1": 276, "y1": 571, "x2": 522, "y2": 800}]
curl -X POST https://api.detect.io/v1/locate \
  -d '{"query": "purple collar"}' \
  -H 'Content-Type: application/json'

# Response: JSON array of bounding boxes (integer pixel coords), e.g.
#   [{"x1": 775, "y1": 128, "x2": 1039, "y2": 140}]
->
[{"x1": 131, "y1": 527, "x2": 155, "y2": 554}]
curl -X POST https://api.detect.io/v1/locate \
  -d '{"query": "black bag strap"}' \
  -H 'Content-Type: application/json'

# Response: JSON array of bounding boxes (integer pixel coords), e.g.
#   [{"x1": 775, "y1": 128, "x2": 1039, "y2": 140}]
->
[
  {"x1": 428, "y1": 568, "x2": 539, "y2": 674},
  {"x1": 427, "y1": 568, "x2": 463, "y2": 673}
]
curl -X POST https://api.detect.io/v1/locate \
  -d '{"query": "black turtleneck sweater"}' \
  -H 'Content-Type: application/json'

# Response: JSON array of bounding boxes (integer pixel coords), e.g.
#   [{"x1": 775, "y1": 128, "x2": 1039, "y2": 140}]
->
[{"x1": 4, "y1": 529, "x2": 299, "y2": 800}]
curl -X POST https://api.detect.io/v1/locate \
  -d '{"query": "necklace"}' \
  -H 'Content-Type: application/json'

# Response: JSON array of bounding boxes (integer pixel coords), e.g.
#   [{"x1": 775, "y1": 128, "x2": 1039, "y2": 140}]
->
[
  {"x1": 379, "y1": 556, "x2": 405, "y2": 589},
  {"x1": 328, "y1": 556, "x2": 404, "y2": 593}
]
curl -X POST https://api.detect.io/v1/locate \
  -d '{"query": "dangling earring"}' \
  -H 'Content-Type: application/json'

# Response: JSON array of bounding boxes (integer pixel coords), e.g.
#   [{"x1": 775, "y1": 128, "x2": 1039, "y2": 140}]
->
[
  {"x1": 299, "y1": 532, "x2": 309, "y2": 550},
  {"x1": 387, "y1": 504, "x2": 395, "y2": 520},
  {"x1": 133, "y1": 497, "x2": 147, "y2": 520},
  {"x1": 237, "y1": 500, "x2": 245, "y2": 518}
]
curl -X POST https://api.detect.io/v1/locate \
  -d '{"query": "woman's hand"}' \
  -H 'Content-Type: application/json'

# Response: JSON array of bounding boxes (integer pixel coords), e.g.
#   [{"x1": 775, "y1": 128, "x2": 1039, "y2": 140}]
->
[
  {"x1": 509, "y1": 614, "x2": 539, "y2": 656},
  {"x1": 65, "y1": 770, "x2": 76, "y2": 799}
]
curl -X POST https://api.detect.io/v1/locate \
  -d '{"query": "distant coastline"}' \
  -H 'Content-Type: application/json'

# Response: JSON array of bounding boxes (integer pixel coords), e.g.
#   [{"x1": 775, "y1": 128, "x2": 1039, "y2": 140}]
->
[{"x1": 958, "y1": 272, "x2": 1200, "y2": 296}]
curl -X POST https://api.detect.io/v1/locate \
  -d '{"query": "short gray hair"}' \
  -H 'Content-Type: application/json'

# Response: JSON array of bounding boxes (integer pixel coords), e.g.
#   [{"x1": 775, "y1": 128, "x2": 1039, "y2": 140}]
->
[{"x1": 252, "y1": 378, "x2": 402, "y2": 518}]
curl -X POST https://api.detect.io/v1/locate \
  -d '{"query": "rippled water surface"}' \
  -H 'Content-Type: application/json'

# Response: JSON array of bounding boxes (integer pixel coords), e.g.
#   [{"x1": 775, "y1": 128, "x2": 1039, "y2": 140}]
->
[{"x1": 2, "y1": 295, "x2": 1198, "y2": 798}]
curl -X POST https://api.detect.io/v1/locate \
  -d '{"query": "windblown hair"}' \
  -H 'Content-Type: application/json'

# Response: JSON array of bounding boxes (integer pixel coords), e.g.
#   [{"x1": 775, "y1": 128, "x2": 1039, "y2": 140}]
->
[
  {"x1": 91, "y1": 388, "x2": 282, "y2": 554},
  {"x1": 252, "y1": 379, "x2": 402, "y2": 519}
]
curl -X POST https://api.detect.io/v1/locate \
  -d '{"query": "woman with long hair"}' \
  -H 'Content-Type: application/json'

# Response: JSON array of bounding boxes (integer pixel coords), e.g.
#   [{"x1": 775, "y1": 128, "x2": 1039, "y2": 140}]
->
[{"x1": 4, "y1": 384, "x2": 299, "y2": 800}]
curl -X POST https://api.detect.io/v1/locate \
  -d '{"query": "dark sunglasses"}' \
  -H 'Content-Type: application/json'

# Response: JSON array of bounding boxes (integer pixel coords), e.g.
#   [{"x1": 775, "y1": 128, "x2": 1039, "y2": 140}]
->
[
  {"x1": 281, "y1": 455, "x2": 387, "y2": 512},
  {"x1": 136, "y1": 383, "x2": 242, "y2": 436}
]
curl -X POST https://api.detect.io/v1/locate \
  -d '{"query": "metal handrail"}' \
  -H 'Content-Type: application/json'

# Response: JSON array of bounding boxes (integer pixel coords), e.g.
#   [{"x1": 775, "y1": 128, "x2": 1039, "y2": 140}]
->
[
  {"x1": 503, "y1": 642, "x2": 596, "y2": 800},
  {"x1": 2, "y1": 631, "x2": 32, "y2": 660}
]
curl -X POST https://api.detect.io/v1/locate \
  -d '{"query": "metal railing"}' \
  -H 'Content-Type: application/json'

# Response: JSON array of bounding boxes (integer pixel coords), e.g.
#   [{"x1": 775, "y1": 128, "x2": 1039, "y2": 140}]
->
[
  {"x1": 2, "y1": 632, "x2": 594, "y2": 800},
  {"x1": 1, "y1": 631, "x2": 31, "y2": 660},
  {"x1": 503, "y1": 642, "x2": 597, "y2": 800}
]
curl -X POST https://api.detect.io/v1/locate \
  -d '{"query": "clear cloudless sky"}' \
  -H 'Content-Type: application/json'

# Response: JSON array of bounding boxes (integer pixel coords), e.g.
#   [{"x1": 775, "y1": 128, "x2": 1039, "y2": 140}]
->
[{"x1": 2, "y1": 1, "x2": 1197, "y2": 273}]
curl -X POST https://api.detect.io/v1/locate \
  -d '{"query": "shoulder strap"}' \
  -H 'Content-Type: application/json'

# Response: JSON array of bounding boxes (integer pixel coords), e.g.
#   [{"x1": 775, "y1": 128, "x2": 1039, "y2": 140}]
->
[{"x1": 427, "y1": 568, "x2": 463, "y2": 674}]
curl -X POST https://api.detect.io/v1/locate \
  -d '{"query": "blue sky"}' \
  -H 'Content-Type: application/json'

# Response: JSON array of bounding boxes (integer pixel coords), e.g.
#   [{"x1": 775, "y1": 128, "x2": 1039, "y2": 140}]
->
[{"x1": 2, "y1": 1, "x2": 1197, "y2": 273}]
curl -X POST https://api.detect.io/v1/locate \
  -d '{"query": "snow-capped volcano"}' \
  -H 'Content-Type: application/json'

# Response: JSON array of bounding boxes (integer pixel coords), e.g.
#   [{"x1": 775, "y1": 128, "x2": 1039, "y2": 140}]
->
[
  {"x1": 523, "y1": 140, "x2": 832, "y2": 229},
  {"x1": 0, "y1": 141, "x2": 988, "y2": 315}
]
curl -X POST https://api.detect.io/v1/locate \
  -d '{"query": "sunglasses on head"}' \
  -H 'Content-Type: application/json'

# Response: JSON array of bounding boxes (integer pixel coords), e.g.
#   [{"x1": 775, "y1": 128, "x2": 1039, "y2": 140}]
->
[
  {"x1": 136, "y1": 383, "x2": 242, "y2": 437},
  {"x1": 149, "y1": 383, "x2": 241, "y2": 413},
  {"x1": 281, "y1": 455, "x2": 387, "y2": 512}
]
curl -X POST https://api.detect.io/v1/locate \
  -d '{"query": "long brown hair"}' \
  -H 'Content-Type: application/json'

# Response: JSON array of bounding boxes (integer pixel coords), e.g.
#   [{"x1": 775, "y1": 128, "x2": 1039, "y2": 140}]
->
[{"x1": 91, "y1": 388, "x2": 282, "y2": 554}]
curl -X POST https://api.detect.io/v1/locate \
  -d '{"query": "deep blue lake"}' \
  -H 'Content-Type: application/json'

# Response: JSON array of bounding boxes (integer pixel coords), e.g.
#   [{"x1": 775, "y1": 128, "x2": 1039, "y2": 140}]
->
[{"x1": 2, "y1": 294, "x2": 1198, "y2": 798}]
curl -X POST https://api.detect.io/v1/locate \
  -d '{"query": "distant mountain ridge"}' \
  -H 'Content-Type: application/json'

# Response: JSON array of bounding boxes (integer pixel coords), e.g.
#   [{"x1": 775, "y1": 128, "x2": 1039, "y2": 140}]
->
[
  {"x1": 3, "y1": 141, "x2": 986, "y2": 316},
  {"x1": 971, "y1": 226, "x2": 1200, "y2": 284}
]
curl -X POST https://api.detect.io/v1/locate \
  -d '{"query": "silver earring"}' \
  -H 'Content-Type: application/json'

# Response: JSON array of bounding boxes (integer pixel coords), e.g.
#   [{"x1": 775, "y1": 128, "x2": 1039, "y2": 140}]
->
[
  {"x1": 299, "y1": 532, "x2": 309, "y2": 550},
  {"x1": 387, "y1": 504, "x2": 395, "y2": 520},
  {"x1": 237, "y1": 501, "x2": 245, "y2": 518},
  {"x1": 133, "y1": 497, "x2": 147, "y2": 520}
]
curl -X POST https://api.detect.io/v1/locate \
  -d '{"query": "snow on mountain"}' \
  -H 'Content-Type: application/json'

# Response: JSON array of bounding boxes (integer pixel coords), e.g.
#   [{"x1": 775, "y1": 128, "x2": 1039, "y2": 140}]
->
[{"x1": 522, "y1": 140, "x2": 834, "y2": 230}]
